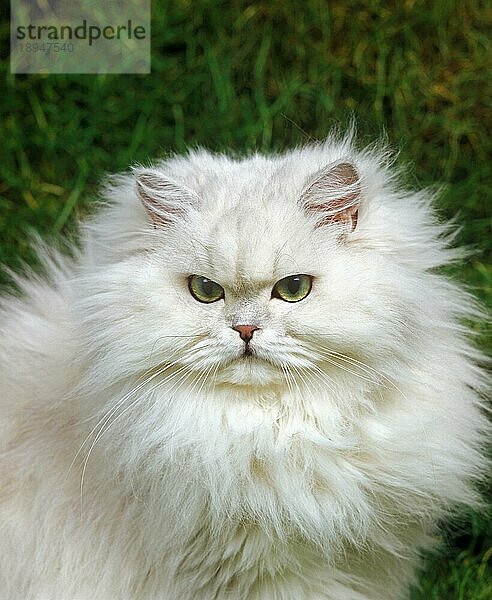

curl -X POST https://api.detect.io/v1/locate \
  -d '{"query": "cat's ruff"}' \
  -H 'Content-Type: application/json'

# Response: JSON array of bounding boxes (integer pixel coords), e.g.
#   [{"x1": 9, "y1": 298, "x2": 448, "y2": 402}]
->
[{"x1": 0, "y1": 134, "x2": 489, "y2": 599}]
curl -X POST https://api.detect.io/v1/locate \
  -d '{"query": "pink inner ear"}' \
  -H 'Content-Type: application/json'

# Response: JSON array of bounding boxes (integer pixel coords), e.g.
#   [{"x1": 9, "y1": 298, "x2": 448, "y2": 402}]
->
[
  {"x1": 135, "y1": 171, "x2": 195, "y2": 227},
  {"x1": 137, "y1": 177, "x2": 178, "y2": 227},
  {"x1": 302, "y1": 162, "x2": 360, "y2": 231}
]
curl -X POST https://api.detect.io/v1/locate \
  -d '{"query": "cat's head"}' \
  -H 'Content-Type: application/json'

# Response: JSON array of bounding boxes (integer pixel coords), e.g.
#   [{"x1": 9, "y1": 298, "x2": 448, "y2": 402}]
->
[{"x1": 78, "y1": 139, "x2": 444, "y2": 391}]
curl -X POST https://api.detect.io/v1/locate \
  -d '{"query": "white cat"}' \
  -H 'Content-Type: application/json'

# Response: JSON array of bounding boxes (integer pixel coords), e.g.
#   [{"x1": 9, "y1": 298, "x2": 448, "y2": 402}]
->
[{"x1": 0, "y1": 133, "x2": 489, "y2": 599}]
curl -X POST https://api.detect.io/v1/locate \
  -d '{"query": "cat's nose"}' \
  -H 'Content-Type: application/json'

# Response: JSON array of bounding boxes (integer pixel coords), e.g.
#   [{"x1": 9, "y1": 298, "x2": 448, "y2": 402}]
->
[{"x1": 232, "y1": 324, "x2": 259, "y2": 343}]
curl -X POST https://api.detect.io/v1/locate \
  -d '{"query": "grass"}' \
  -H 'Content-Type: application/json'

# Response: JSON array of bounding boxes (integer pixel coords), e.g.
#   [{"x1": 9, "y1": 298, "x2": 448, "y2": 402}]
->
[{"x1": 1, "y1": 1, "x2": 490, "y2": 596}]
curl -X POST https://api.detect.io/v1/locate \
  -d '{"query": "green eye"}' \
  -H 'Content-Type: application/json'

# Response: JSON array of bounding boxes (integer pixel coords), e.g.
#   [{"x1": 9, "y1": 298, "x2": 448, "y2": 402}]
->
[
  {"x1": 188, "y1": 275, "x2": 224, "y2": 303},
  {"x1": 272, "y1": 274, "x2": 312, "y2": 303}
]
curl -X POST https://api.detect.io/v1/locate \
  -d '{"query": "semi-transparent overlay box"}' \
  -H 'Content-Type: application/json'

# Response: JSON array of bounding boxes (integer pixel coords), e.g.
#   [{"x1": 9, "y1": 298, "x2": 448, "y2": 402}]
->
[{"x1": 11, "y1": 0, "x2": 150, "y2": 74}]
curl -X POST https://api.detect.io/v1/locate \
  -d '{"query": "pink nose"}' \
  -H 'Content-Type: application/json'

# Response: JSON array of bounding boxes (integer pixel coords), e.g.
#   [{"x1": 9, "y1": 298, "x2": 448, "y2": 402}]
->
[{"x1": 232, "y1": 325, "x2": 259, "y2": 343}]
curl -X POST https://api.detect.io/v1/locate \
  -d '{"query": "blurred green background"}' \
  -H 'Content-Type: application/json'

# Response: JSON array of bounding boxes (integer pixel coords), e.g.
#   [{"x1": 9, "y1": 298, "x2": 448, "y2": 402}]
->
[{"x1": 1, "y1": 1, "x2": 490, "y2": 597}]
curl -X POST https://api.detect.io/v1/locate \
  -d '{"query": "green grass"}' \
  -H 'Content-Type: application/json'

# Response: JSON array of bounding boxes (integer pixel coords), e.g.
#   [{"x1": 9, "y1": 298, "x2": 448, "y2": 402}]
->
[{"x1": 1, "y1": 1, "x2": 490, "y2": 596}]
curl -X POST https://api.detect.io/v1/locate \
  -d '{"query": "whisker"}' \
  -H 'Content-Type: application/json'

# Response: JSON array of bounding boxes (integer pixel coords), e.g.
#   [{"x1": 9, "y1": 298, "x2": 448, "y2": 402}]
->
[
  {"x1": 312, "y1": 346, "x2": 406, "y2": 396},
  {"x1": 78, "y1": 361, "x2": 193, "y2": 511},
  {"x1": 166, "y1": 359, "x2": 218, "y2": 443},
  {"x1": 81, "y1": 348, "x2": 215, "y2": 488},
  {"x1": 77, "y1": 342, "x2": 214, "y2": 507},
  {"x1": 68, "y1": 349, "x2": 185, "y2": 478},
  {"x1": 289, "y1": 364, "x2": 314, "y2": 412},
  {"x1": 301, "y1": 362, "x2": 338, "y2": 395},
  {"x1": 291, "y1": 336, "x2": 411, "y2": 411},
  {"x1": 310, "y1": 350, "x2": 377, "y2": 385}
]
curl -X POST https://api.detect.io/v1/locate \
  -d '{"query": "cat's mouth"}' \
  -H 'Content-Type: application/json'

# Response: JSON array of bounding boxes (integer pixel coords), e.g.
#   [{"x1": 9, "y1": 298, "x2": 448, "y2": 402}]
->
[
  {"x1": 240, "y1": 344, "x2": 269, "y2": 362},
  {"x1": 213, "y1": 345, "x2": 285, "y2": 386}
]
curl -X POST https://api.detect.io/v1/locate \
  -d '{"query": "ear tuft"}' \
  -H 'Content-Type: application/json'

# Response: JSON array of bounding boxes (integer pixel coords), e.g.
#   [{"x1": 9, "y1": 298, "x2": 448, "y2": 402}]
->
[
  {"x1": 301, "y1": 162, "x2": 360, "y2": 231},
  {"x1": 134, "y1": 169, "x2": 197, "y2": 227}
]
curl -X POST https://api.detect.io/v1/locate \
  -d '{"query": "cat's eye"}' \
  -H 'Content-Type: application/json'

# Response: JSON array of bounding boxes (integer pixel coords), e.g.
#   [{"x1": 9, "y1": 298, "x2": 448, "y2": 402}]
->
[
  {"x1": 272, "y1": 274, "x2": 312, "y2": 303},
  {"x1": 188, "y1": 275, "x2": 224, "y2": 303}
]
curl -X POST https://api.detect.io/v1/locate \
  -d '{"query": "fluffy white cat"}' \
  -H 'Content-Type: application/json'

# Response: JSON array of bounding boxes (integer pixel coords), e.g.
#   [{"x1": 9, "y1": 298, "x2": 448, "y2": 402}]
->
[{"x1": 0, "y1": 133, "x2": 489, "y2": 599}]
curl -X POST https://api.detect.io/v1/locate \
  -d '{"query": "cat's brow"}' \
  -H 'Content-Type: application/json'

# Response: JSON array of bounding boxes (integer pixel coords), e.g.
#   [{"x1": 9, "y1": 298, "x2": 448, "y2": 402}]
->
[
  {"x1": 240, "y1": 275, "x2": 277, "y2": 289},
  {"x1": 232, "y1": 271, "x2": 304, "y2": 292}
]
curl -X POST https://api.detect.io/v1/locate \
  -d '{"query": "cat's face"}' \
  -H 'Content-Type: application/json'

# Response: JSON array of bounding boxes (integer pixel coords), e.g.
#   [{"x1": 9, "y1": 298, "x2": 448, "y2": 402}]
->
[
  {"x1": 82, "y1": 149, "x2": 412, "y2": 392},
  {"x1": 144, "y1": 209, "x2": 355, "y2": 387}
]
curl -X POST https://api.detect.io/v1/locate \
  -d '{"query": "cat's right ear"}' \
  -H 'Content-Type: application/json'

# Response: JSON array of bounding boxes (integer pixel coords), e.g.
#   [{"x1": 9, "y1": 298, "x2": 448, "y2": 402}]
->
[
  {"x1": 300, "y1": 162, "x2": 361, "y2": 232},
  {"x1": 134, "y1": 168, "x2": 197, "y2": 227}
]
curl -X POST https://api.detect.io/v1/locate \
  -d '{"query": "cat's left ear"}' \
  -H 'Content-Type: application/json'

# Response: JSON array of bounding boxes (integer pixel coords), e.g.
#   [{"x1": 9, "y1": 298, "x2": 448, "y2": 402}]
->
[
  {"x1": 300, "y1": 162, "x2": 360, "y2": 231},
  {"x1": 134, "y1": 168, "x2": 197, "y2": 227}
]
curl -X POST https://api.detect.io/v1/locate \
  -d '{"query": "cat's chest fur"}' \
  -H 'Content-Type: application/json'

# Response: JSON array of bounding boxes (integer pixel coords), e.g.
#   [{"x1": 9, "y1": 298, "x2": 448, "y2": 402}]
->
[{"x1": 86, "y1": 379, "x2": 411, "y2": 587}]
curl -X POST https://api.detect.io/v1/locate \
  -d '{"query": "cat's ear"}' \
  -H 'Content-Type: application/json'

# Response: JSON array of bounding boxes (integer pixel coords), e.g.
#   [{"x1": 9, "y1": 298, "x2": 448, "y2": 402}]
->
[
  {"x1": 134, "y1": 168, "x2": 197, "y2": 227},
  {"x1": 300, "y1": 162, "x2": 360, "y2": 231}
]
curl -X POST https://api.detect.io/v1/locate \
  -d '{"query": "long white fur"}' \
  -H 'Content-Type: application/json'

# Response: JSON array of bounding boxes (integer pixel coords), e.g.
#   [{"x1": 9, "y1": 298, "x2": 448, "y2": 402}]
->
[{"x1": 0, "y1": 133, "x2": 489, "y2": 599}]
